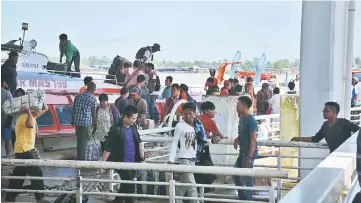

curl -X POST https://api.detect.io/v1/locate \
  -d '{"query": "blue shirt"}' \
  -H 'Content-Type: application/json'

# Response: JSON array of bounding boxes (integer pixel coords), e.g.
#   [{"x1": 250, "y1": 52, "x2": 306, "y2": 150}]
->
[
  {"x1": 124, "y1": 127, "x2": 135, "y2": 162},
  {"x1": 158, "y1": 87, "x2": 171, "y2": 100},
  {"x1": 73, "y1": 91, "x2": 97, "y2": 126},
  {"x1": 238, "y1": 115, "x2": 258, "y2": 154}
]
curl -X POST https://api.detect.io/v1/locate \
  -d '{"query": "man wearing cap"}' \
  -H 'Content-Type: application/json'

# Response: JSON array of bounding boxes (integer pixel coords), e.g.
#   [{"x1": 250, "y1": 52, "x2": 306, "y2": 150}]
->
[
  {"x1": 128, "y1": 87, "x2": 148, "y2": 129},
  {"x1": 256, "y1": 83, "x2": 272, "y2": 115},
  {"x1": 1, "y1": 51, "x2": 19, "y2": 95}
]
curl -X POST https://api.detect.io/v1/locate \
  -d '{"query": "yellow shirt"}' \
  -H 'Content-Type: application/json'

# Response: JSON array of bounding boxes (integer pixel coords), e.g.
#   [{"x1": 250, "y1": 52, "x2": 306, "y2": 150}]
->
[{"x1": 14, "y1": 114, "x2": 37, "y2": 153}]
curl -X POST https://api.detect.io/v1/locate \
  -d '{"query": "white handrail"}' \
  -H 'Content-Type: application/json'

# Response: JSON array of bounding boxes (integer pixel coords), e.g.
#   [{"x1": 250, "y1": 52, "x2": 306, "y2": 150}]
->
[
  {"x1": 140, "y1": 136, "x2": 328, "y2": 148},
  {"x1": 1, "y1": 159, "x2": 288, "y2": 178}
]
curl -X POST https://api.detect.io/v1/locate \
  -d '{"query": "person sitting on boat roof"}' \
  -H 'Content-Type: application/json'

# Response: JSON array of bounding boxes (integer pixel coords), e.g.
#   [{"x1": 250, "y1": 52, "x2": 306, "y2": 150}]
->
[
  {"x1": 291, "y1": 102, "x2": 360, "y2": 153},
  {"x1": 59, "y1": 33, "x2": 80, "y2": 78},
  {"x1": 135, "y1": 43, "x2": 161, "y2": 63},
  {"x1": 79, "y1": 76, "x2": 93, "y2": 94},
  {"x1": 122, "y1": 60, "x2": 145, "y2": 88},
  {"x1": 1, "y1": 51, "x2": 18, "y2": 96},
  {"x1": 204, "y1": 69, "x2": 218, "y2": 92},
  {"x1": 128, "y1": 87, "x2": 148, "y2": 130},
  {"x1": 220, "y1": 80, "x2": 231, "y2": 96},
  {"x1": 158, "y1": 76, "x2": 173, "y2": 100}
]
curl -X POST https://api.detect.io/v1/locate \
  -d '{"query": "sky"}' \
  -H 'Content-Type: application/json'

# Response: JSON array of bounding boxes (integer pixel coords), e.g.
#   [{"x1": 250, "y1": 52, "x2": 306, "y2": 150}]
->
[{"x1": 1, "y1": 1, "x2": 361, "y2": 62}]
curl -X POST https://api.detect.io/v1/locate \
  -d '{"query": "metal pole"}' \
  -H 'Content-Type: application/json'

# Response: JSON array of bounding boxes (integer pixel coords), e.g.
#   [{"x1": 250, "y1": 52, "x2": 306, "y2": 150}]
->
[
  {"x1": 344, "y1": 0, "x2": 356, "y2": 119},
  {"x1": 276, "y1": 147, "x2": 282, "y2": 200},
  {"x1": 269, "y1": 186, "x2": 276, "y2": 203},
  {"x1": 199, "y1": 187, "x2": 205, "y2": 203},
  {"x1": 76, "y1": 170, "x2": 82, "y2": 203},
  {"x1": 169, "y1": 179, "x2": 176, "y2": 203}
]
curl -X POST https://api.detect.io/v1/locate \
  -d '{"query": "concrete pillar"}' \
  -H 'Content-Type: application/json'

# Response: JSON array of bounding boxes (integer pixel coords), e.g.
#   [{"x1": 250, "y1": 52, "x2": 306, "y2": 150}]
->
[{"x1": 299, "y1": 1, "x2": 350, "y2": 179}]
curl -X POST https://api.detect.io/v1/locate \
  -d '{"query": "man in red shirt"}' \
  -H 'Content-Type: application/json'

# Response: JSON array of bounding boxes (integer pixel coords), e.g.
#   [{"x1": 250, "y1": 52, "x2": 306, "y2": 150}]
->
[{"x1": 197, "y1": 101, "x2": 226, "y2": 140}]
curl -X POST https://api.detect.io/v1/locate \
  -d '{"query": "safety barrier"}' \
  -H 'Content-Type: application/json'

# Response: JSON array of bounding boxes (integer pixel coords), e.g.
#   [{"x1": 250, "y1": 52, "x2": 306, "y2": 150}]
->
[
  {"x1": 1, "y1": 159, "x2": 288, "y2": 203},
  {"x1": 140, "y1": 136, "x2": 328, "y2": 200}
]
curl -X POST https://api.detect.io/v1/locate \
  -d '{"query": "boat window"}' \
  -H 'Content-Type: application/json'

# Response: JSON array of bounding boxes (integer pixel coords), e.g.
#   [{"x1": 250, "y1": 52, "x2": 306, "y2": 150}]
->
[
  {"x1": 36, "y1": 110, "x2": 55, "y2": 127},
  {"x1": 55, "y1": 105, "x2": 73, "y2": 126}
]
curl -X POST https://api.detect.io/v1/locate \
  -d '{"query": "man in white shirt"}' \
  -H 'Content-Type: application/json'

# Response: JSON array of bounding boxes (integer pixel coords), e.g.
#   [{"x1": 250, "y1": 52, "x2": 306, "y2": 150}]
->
[
  {"x1": 135, "y1": 43, "x2": 161, "y2": 63},
  {"x1": 168, "y1": 102, "x2": 200, "y2": 203}
]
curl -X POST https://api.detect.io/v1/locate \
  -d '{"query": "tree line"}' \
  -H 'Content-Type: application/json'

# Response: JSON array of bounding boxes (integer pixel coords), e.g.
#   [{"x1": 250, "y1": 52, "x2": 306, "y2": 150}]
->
[{"x1": 49, "y1": 56, "x2": 361, "y2": 71}]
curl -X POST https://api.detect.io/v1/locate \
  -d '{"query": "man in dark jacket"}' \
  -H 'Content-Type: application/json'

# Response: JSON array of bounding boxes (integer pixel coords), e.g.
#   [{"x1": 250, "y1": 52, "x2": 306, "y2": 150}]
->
[
  {"x1": 102, "y1": 105, "x2": 144, "y2": 203},
  {"x1": 1, "y1": 51, "x2": 18, "y2": 95}
]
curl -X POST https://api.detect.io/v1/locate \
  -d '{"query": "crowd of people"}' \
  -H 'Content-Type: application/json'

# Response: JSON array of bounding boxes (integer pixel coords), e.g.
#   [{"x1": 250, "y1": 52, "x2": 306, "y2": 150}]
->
[
  {"x1": 3, "y1": 33, "x2": 361, "y2": 202},
  {"x1": 203, "y1": 70, "x2": 299, "y2": 116}
]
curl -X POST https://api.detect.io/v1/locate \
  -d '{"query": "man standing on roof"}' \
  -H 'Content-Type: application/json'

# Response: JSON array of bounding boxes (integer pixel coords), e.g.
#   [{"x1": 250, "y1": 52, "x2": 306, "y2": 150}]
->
[
  {"x1": 135, "y1": 43, "x2": 161, "y2": 63},
  {"x1": 1, "y1": 51, "x2": 18, "y2": 96},
  {"x1": 59, "y1": 34, "x2": 81, "y2": 78}
]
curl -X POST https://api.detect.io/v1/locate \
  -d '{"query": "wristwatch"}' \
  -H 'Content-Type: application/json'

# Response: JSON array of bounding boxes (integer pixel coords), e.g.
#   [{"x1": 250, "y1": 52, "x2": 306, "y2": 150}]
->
[
  {"x1": 141, "y1": 157, "x2": 145, "y2": 162},
  {"x1": 246, "y1": 156, "x2": 252, "y2": 160}
]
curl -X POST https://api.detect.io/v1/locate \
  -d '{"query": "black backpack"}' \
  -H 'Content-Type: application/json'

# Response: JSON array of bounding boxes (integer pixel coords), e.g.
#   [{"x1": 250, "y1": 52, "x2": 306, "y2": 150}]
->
[{"x1": 135, "y1": 46, "x2": 151, "y2": 60}]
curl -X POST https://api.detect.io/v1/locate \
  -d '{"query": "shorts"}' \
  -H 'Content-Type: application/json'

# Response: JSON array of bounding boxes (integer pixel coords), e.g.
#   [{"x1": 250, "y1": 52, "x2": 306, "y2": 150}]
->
[{"x1": 1, "y1": 127, "x2": 12, "y2": 141}]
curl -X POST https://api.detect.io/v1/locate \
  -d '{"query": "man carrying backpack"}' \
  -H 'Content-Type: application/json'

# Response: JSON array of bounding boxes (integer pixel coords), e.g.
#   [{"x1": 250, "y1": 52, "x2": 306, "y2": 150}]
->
[{"x1": 135, "y1": 43, "x2": 161, "y2": 63}]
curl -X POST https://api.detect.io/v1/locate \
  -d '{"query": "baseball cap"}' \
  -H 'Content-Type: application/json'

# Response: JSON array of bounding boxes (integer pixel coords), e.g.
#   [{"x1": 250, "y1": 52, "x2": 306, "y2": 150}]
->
[
  {"x1": 130, "y1": 87, "x2": 140, "y2": 94},
  {"x1": 352, "y1": 77, "x2": 359, "y2": 82}
]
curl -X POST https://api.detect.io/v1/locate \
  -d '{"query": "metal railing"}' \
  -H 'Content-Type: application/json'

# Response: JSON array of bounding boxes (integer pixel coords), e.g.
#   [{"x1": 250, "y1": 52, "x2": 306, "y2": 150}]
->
[
  {"x1": 140, "y1": 136, "x2": 328, "y2": 201},
  {"x1": 46, "y1": 69, "x2": 119, "y2": 85},
  {"x1": 1, "y1": 159, "x2": 288, "y2": 203}
]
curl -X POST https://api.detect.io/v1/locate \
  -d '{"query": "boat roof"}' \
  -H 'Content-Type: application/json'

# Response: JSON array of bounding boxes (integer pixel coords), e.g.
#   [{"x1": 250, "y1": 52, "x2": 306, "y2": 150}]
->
[{"x1": 17, "y1": 71, "x2": 121, "y2": 94}]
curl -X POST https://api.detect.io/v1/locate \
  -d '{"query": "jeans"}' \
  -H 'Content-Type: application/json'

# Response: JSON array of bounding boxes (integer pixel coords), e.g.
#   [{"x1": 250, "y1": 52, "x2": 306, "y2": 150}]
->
[
  {"x1": 67, "y1": 51, "x2": 81, "y2": 78},
  {"x1": 75, "y1": 125, "x2": 91, "y2": 160},
  {"x1": 233, "y1": 152, "x2": 255, "y2": 200},
  {"x1": 149, "y1": 96, "x2": 159, "y2": 123},
  {"x1": 5, "y1": 149, "x2": 45, "y2": 201},
  {"x1": 114, "y1": 170, "x2": 136, "y2": 203}
]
